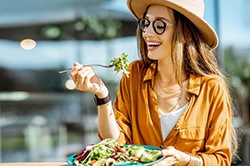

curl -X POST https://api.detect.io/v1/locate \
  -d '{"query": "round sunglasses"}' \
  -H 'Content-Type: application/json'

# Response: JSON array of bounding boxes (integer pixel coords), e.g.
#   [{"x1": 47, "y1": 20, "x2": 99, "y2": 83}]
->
[{"x1": 138, "y1": 18, "x2": 173, "y2": 35}]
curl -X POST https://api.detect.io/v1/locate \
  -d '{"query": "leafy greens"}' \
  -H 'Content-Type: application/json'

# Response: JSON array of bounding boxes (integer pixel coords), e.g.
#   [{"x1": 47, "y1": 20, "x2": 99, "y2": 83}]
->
[
  {"x1": 73, "y1": 138, "x2": 162, "y2": 166},
  {"x1": 111, "y1": 53, "x2": 130, "y2": 77}
]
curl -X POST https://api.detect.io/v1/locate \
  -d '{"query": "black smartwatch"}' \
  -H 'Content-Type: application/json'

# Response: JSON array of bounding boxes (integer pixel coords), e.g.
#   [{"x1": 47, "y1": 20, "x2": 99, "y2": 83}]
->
[{"x1": 93, "y1": 92, "x2": 111, "y2": 106}]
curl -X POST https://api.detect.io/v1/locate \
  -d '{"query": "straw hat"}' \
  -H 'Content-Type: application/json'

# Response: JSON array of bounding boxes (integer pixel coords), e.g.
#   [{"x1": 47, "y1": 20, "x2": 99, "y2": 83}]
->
[{"x1": 127, "y1": 0, "x2": 219, "y2": 49}]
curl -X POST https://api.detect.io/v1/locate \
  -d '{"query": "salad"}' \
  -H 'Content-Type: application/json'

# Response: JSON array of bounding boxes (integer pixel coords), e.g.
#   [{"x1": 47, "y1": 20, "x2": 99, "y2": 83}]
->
[
  {"x1": 111, "y1": 53, "x2": 130, "y2": 77},
  {"x1": 72, "y1": 138, "x2": 162, "y2": 166}
]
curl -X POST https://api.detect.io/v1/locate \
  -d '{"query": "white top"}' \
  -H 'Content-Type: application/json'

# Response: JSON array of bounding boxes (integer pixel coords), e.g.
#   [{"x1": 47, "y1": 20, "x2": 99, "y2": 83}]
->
[{"x1": 159, "y1": 103, "x2": 188, "y2": 139}]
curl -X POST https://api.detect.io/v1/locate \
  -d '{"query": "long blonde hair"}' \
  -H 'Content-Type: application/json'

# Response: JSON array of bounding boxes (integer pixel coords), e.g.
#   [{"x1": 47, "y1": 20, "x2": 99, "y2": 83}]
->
[{"x1": 136, "y1": 9, "x2": 238, "y2": 157}]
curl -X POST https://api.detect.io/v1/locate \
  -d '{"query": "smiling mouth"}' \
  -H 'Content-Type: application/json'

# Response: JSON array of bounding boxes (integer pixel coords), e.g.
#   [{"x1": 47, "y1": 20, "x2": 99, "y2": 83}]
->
[{"x1": 147, "y1": 42, "x2": 161, "y2": 49}]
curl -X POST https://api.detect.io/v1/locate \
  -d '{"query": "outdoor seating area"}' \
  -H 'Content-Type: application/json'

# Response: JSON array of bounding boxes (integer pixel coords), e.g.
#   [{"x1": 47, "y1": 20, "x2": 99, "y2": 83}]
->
[{"x1": 0, "y1": 0, "x2": 250, "y2": 165}]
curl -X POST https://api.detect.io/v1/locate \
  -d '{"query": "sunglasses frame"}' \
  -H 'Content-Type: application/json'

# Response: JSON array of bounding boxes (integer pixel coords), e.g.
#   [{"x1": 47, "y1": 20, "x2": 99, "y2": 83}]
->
[{"x1": 138, "y1": 18, "x2": 173, "y2": 35}]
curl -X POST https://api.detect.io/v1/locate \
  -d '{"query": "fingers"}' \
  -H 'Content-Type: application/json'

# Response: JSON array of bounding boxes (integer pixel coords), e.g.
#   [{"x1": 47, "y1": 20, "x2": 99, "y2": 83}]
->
[
  {"x1": 70, "y1": 62, "x2": 83, "y2": 82},
  {"x1": 69, "y1": 62, "x2": 98, "y2": 92},
  {"x1": 153, "y1": 146, "x2": 177, "y2": 166},
  {"x1": 152, "y1": 156, "x2": 177, "y2": 166},
  {"x1": 161, "y1": 146, "x2": 176, "y2": 156},
  {"x1": 77, "y1": 67, "x2": 97, "y2": 90},
  {"x1": 157, "y1": 146, "x2": 190, "y2": 166},
  {"x1": 69, "y1": 62, "x2": 109, "y2": 98}
]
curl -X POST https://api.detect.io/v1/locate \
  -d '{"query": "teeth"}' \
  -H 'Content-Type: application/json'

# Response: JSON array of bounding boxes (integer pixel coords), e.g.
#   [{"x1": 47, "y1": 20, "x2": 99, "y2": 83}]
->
[{"x1": 148, "y1": 42, "x2": 161, "y2": 46}]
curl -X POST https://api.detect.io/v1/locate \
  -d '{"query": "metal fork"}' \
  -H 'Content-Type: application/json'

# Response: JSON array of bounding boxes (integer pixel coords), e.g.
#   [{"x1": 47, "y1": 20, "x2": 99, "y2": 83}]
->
[{"x1": 59, "y1": 64, "x2": 115, "y2": 74}]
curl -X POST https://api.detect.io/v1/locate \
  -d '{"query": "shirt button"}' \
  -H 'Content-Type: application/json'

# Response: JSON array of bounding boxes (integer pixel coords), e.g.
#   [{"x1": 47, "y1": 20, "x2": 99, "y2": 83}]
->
[{"x1": 175, "y1": 126, "x2": 180, "y2": 131}]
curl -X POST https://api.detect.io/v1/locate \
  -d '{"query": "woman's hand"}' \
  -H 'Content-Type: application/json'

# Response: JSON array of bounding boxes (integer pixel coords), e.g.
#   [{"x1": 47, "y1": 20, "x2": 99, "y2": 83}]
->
[
  {"x1": 69, "y1": 62, "x2": 109, "y2": 98},
  {"x1": 152, "y1": 146, "x2": 190, "y2": 166}
]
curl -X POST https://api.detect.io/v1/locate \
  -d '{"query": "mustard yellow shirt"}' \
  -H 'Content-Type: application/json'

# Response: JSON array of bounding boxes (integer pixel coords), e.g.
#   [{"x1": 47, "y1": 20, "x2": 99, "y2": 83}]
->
[{"x1": 112, "y1": 60, "x2": 232, "y2": 165}]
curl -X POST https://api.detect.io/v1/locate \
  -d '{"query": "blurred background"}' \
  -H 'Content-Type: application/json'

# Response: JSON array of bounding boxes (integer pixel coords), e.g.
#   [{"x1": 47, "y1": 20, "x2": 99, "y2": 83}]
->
[{"x1": 0, "y1": 0, "x2": 249, "y2": 165}]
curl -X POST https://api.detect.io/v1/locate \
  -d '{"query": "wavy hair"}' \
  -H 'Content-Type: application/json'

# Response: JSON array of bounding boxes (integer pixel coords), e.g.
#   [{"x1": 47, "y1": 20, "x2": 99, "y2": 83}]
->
[{"x1": 136, "y1": 9, "x2": 238, "y2": 158}]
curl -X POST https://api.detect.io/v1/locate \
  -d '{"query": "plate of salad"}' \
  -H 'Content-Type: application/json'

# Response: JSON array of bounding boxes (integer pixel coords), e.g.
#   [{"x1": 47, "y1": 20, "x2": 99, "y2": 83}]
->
[{"x1": 67, "y1": 138, "x2": 164, "y2": 166}]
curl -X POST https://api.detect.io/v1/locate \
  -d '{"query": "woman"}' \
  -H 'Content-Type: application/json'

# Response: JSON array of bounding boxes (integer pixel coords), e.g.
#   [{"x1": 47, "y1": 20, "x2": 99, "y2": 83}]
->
[{"x1": 70, "y1": 0, "x2": 238, "y2": 165}]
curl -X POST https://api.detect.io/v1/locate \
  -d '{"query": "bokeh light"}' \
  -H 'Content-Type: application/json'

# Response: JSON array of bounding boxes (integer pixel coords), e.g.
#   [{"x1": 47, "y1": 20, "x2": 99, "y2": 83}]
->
[{"x1": 20, "y1": 39, "x2": 36, "y2": 50}]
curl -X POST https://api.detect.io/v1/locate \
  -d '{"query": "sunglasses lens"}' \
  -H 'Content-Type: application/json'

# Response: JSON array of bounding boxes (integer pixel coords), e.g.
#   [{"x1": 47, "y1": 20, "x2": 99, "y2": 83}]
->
[
  {"x1": 153, "y1": 20, "x2": 166, "y2": 35},
  {"x1": 138, "y1": 18, "x2": 149, "y2": 32}
]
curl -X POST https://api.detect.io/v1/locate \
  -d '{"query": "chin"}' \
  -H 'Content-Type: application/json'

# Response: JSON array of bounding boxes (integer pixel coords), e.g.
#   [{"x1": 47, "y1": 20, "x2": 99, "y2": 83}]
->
[{"x1": 147, "y1": 53, "x2": 159, "y2": 60}]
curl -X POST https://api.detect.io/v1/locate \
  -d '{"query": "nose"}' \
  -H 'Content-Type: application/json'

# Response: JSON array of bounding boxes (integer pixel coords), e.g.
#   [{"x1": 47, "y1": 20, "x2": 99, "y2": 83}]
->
[{"x1": 143, "y1": 23, "x2": 155, "y2": 37}]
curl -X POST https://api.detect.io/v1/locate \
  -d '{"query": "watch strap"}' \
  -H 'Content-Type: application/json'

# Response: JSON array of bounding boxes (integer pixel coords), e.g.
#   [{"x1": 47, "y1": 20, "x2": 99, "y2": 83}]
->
[{"x1": 94, "y1": 92, "x2": 111, "y2": 106}]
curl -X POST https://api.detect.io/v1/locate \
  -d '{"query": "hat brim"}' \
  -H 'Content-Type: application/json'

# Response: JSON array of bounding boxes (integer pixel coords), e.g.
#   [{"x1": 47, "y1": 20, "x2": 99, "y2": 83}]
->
[{"x1": 127, "y1": 0, "x2": 219, "y2": 49}]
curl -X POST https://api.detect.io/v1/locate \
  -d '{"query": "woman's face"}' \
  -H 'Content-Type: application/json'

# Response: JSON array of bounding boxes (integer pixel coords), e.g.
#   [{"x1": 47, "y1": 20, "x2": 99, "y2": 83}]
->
[{"x1": 142, "y1": 5, "x2": 175, "y2": 61}]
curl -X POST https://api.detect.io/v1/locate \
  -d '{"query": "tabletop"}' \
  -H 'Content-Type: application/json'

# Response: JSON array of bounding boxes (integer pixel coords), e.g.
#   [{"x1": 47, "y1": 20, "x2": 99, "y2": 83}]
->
[{"x1": 0, "y1": 162, "x2": 68, "y2": 166}]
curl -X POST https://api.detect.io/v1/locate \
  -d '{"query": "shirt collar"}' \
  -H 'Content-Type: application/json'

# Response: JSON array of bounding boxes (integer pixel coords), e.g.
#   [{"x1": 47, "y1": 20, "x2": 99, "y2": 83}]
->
[
  {"x1": 143, "y1": 61, "x2": 157, "y2": 84},
  {"x1": 187, "y1": 74, "x2": 201, "y2": 96}
]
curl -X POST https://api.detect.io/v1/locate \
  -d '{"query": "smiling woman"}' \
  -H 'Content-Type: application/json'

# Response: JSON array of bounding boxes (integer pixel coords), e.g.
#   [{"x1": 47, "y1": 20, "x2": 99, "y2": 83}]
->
[{"x1": 68, "y1": 0, "x2": 239, "y2": 166}]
